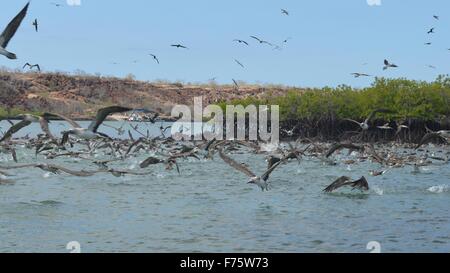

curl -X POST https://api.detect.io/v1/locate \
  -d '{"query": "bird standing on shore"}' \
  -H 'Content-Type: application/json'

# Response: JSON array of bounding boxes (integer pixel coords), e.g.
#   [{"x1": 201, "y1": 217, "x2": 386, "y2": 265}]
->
[{"x1": 0, "y1": 2, "x2": 30, "y2": 59}]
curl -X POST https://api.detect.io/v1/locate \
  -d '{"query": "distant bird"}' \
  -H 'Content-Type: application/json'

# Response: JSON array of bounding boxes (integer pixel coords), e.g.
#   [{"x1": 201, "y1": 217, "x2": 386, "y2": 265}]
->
[
  {"x1": 323, "y1": 176, "x2": 369, "y2": 193},
  {"x1": 428, "y1": 65, "x2": 436, "y2": 69},
  {"x1": 427, "y1": 28, "x2": 435, "y2": 34},
  {"x1": 23, "y1": 63, "x2": 40, "y2": 71},
  {"x1": 171, "y1": 44, "x2": 188, "y2": 49},
  {"x1": 281, "y1": 9, "x2": 289, "y2": 16},
  {"x1": 377, "y1": 123, "x2": 393, "y2": 130},
  {"x1": 351, "y1": 73, "x2": 371, "y2": 78},
  {"x1": 50, "y1": 2, "x2": 62, "y2": 7},
  {"x1": 61, "y1": 106, "x2": 132, "y2": 145},
  {"x1": 344, "y1": 109, "x2": 393, "y2": 131},
  {"x1": 219, "y1": 149, "x2": 283, "y2": 191},
  {"x1": 433, "y1": 15, "x2": 439, "y2": 20},
  {"x1": 233, "y1": 39, "x2": 248, "y2": 46},
  {"x1": 0, "y1": 2, "x2": 29, "y2": 59},
  {"x1": 383, "y1": 59, "x2": 398, "y2": 70},
  {"x1": 32, "y1": 19, "x2": 38, "y2": 32},
  {"x1": 424, "y1": 42, "x2": 432, "y2": 45},
  {"x1": 149, "y1": 54, "x2": 159, "y2": 64},
  {"x1": 250, "y1": 36, "x2": 273, "y2": 46},
  {"x1": 415, "y1": 129, "x2": 450, "y2": 149},
  {"x1": 369, "y1": 170, "x2": 387, "y2": 177},
  {"x1": 282, "y1": 37, "x2": 292, "y2": 43},
  {"x1": 234, "y1": 59, "x2": 245, "y2": 68}
]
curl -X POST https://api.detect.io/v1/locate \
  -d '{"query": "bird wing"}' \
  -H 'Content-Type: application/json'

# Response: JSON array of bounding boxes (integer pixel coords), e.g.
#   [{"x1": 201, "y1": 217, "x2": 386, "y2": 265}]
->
[
  {"x1": 260, "y1": 160, "x2": 282, "y2": 182},
  {"x1": 323, "y1": 176, "x2": 352, "y2": 193},
  {"x1": 351, "y1": 176, "x2": 369, "y2": 191},
  {"x1": 39, "y1": 117, "x2": 55, "y2": 140},
  {"x1": 0, "y1": 2, "x2": 29, "y2": 48},
  {"x1": 43, "y1": 112, "x2": 81, "y2": 129},
  {"x1": 0, "y1": 120, "x2": 32, "y2": 143},
  {"x1": 415, "y1": 132, "x2": 441, "y2": 149},
  {"x1": 219, "y1": 149, "x2": 256, "y2": 178},
  {"x1": 88, "y1": 106, "x2": 132, "y2": 133},
  {"x1": 325, "y1": 143, "x2": 345, "y2": 158},
  {"x1": 250, "y1": 36, "x2": 261, "y2": 42},
  {"x1": 343, "y1": 118, "x2": 361, "y2": 126},
  {"x1": 23, "y1": 63, "x2": 30, "y2": 69},
  {"x1": 384, "y1": 59, "x2": 389, "y2": 66}
]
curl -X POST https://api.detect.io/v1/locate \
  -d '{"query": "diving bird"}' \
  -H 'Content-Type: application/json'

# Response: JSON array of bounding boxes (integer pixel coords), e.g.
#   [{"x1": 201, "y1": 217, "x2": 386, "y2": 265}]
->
[
  {"x1": 219, "y1": 149, "x2": 283, "y2": 191},
  {"x1": 149, "y1": 54, "x2": 159, "y2": 64},
  {"x1": 234, "y1": 59, "x2": 245, "y2": 68},
  {"x1": 61, "y1": 106, "x2": 132, "y2": 145},
  {"x1": 171, "y1": 44, "x2": 188, "y2": 49},
  {"x1": 0, "y1": 2, "x2": 29, "y2": 59},
  {"x1": 344, "y1": 109, "x2": 393, "y2": 131},
  {"x1": 415, "y1": 130, "x2": 450, "y2": 149},
  {"x1": 23, "y1": 63, "x2": 40, "y2": 71},
  {"x1": 383, "y1": 59, "x2": 398, "y2": 70},
  {"x1": 0, "y1": 113, "x2": 53, "y2": 143},
  {"x1": 281, "y1": 9, "x2": 289, "y2": 16},
  {"x1": 233, "y1": 39, "x2": 249, "y2": 46},
  {"x1": 323, "y1": 176, "x2": 369, "y2": 193},
  {"x1": 351, "y1": 73, "x2": 371, "y2": 78},
  {"x1": 32, "y1": 19, "x2": 38, "y2": 32}
]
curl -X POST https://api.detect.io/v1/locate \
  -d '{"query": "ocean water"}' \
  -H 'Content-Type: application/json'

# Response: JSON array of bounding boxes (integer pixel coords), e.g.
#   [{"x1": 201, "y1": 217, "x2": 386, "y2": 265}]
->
[{"x1": 0, "y1": 121, "x2": 449, "y2": 253}]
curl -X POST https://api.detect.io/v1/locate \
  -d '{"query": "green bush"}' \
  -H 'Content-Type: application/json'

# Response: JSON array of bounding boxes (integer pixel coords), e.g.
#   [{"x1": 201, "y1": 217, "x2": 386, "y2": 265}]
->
[{"x1": 221, "y1": 76, "x2": 450, "y2": 122}]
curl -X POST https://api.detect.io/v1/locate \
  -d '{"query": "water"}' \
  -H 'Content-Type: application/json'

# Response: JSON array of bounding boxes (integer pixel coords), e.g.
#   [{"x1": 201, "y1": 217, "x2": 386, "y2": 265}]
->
[{"x1": 0, "y1": 121, "x2": 449, "y2": 253}]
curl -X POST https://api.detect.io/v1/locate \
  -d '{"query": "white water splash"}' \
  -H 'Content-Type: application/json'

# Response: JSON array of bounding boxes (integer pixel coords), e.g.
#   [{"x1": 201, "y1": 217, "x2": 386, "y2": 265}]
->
[
  {"x1": 427, "y1": 185, "x2": 449, "y2": 194},
  {"x1": 42, "y1": 172, "x2": 52, "y2": 178},
  {"x1": 372, "y1": 186, "x2": 384, "y2": 196}
]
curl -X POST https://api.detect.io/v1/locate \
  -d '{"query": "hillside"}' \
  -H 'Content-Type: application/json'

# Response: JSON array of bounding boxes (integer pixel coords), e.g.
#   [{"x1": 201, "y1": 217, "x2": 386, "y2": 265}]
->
[{"x1": 0, "y1": 70, "x2": 291, "y2": 119}]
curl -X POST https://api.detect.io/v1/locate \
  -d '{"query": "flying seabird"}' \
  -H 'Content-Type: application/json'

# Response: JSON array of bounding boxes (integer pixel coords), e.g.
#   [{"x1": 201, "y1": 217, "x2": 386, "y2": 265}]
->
[
  {"x1": 424, "y1": 42, "x2": 432, "y2": 45},
  {"x1": 23, "y1": 63, "x2": 41, "y2": 71},
  {"x1": 281, "y1": 9, "x2": 289, "y2": 16},
  {"x1": 325, "y1": 143, "x2": 365, "y2": 158},
  {"x1": 60, "y1": 106, "x2": 132, "y2": 145},
  {"x1": 171, "y1": 44, "x2": 188, "y2": 49},
  {"x1": 32, "y1": 19, "x2": 38, "y2": 32},
  {"x1": 377, "y1": 123, "x2": 394, "y2": 130},
  {"x1": 351, "y1": 73, "x2": 371, "y2": 78},
  {"x1": 250, "y1": 36, "x2": 273, "y2": 46},
  {"x1": 50, "y1": 2, "x2": 62, "y2": 7},
  {"x1": 427, "y1": 28, "x2": 435, "y2": 34},
  {"x1": 219, "y1": 149, "x2": 283, "y2": 191},
  {"x1": 344, "y1": 109, "x2": 393, "y2": 131},
  {"x1": 233, "y1": 39, "x2": 249, "y2": 46},
  {"x1": 415, "y1": 129, "x2": 450, "y2": 149},
  {"x1": 323, "y1": 176, "x2": 369, "y2": 193},
  {"x1": 234, "y1": 59, "x2": 245, "y2": 68},
  {"x1": 149, "y1": 54, "x2": 159, "y2": 64},
  {"x1": 0, "y1": 113, "x2": 54, "y2": 143},
  {"x1": 383, "y1": 59, "x2": 398, "y2": 70},
  {"x1": 433, "y1": 15, "x2": 439, "y2": 20},
  {"x1": 0, "y1": 2, "x2": 29, "y2": 59}
]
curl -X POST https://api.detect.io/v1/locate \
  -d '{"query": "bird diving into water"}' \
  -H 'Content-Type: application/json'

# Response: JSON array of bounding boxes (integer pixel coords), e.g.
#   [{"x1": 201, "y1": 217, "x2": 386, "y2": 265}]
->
[{"x1": 0, "y1": 2, "x2": 29, "y2": 59}]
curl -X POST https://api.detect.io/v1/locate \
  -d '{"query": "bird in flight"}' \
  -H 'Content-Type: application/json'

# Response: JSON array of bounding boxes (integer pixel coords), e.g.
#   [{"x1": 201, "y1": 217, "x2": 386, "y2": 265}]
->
[
  {"x1": 234, "y1": 59, "x2": 245, "y2": 68},
  {"x1": 427, "y1": 28, "x2": 435, "y2": 34},
  {"x1": 171, "y1": 44, "x2": 188, "y2": 49},
  {"x1": 233, "y1": 39, "x2": 249, "y2": 46},
  {"x1": 415, "y1": 128, "x2": 450, "y2": 149},
  {"x1": 433, "y1": 15, "x2": 439, "y2": 20},
  {"x1": 32, "y1": 19, "x2": 38, "y2": 32},
  {"x1": 345, "y1": 109, "x2": 393, "y2": 131},
  {"x1": 219, "y1": 149, "x2": 283, "y2": 191},
  {"x1": 383, "y1": 59, "x2": 398, "y2": 70},
  {"x1": 424, "y1": 42, "x2": 432, "y2": 46},
  {"x1": 250, "y1": 36, "x2": 273, "y2": 46},
  {"x1": 149, "y1": 54, "x2": 159, "y2": 64},
  {"x1": 23, "y1": 63, "x2": 41, "y2": 72},
  {"x1": 351, "y1": 73, "x2": 371, "y2": 78},
  {"x1": 51, "y1": 2, "x2": 62, "y2": 7},
  {"x1": 0, "y1": 2, "x2": 29, "y2": 60},
  {"x1": 281, "y1": 9, "x2": 289, "y2": 16}
]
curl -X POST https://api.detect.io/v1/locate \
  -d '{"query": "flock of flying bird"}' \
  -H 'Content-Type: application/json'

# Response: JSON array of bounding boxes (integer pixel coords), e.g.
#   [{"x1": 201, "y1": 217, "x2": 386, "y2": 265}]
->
[{"x1": 0, "y1": 3, "x2": 449, "y2": 193}]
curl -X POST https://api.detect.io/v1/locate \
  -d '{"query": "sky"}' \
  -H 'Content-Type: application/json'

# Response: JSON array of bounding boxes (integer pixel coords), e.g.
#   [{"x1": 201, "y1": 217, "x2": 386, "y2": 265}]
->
[{"x1": 0, "y1": 0, "x2": 449, "y2": 88}]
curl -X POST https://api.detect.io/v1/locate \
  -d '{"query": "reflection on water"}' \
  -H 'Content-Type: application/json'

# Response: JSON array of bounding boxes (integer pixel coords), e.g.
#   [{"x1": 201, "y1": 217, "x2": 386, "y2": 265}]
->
[{"x1": 0, "y1": 121, "x2": 449, "y2": 252}]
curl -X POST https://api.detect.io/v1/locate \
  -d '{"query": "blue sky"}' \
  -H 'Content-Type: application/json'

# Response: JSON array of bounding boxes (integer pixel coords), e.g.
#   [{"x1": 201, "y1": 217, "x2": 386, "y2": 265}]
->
[{"x1": 1, "y1": 0, "x2": 449, "y2": 87}]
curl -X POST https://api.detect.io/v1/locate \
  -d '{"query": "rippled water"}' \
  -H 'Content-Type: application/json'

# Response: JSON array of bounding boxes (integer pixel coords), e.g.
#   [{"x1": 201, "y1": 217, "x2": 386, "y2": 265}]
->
[{"x1": 0, "y1": 121, "x2": 449, "y2": 253}]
